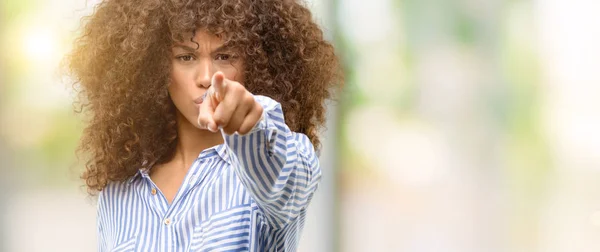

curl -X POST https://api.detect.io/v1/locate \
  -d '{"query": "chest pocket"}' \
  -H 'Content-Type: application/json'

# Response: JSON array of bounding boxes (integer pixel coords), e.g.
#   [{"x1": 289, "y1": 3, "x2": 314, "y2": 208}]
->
[
  {"x1": 188, "y1": 204, "x2": 255, "y2": 251},
  {"x1": 111, "y1": 236, "x2": 137, "y2": 252}
]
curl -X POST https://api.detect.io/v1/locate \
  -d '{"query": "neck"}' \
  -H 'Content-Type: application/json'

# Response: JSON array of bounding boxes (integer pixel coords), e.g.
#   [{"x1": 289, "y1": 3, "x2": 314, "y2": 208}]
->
[{"x1": 172, "y1": 111, "x2": 223, "y2": 169}]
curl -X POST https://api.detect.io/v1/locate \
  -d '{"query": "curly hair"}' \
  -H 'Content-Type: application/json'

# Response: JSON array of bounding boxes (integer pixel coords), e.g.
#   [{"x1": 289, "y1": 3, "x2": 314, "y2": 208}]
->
[{"x1": 65, "y1": 0, "x2": 342, "y2": 194}]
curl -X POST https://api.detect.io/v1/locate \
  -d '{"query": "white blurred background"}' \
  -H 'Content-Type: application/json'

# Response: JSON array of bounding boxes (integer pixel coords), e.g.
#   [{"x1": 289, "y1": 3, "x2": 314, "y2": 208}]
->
[{"x1": 1, "y1": 0, "x2": 599, "y2": 251}]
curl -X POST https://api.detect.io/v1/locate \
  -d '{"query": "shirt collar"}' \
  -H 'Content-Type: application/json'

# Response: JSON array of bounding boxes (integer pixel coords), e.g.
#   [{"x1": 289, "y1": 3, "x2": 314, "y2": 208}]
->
[
  {"x1": 127, "y1": 170, "x2": 141, "y2": 185},
  {"x1": 215, "y1": 143, "x2": 231, "y2": 164},
  {"x1": 127, "y1": 161, "x2": 151, "y2": 185},
  {"x1": 195, "y1": 143, "x2": 230, "y2": 164}
]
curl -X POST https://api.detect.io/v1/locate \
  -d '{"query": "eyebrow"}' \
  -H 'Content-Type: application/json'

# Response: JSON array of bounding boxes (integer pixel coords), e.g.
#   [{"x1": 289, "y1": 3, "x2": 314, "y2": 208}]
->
[
  {"x1": 172, "y1": 44, "x2": 233, "y2": 54},
  {"x1": 173, "y1": 44, "x2": 197, "y2": 52}
]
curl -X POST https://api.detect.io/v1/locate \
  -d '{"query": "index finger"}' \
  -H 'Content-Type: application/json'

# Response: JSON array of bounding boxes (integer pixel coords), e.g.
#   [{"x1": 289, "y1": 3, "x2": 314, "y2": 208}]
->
[{"x1": 211, "y1": 71, "x2": 228, "y2": 101}]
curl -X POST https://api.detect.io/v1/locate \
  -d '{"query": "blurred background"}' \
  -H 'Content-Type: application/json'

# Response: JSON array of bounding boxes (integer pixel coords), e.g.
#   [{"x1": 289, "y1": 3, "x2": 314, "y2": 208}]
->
[{"x1": 1, "y1": 0, "x2": 600, "y2": 251}]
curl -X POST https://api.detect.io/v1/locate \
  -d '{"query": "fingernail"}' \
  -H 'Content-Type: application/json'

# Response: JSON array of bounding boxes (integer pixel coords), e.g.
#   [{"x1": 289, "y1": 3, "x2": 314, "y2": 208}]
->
[{"x1": 208, "y1": 123, "x2": 217, "y2": 132}]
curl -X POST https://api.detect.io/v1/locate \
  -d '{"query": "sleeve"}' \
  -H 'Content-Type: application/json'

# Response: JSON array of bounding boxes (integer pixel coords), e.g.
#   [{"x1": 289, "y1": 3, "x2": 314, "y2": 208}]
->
[
  {"x1": 97, "y1": 190, "x2": 108, "y2": 252},
  {"x1": 223, "y1": 95, "x2": 322, "y2": 229}
]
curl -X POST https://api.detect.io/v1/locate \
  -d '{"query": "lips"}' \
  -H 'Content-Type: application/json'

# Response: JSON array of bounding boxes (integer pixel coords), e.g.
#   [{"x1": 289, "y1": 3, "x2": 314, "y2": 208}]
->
[{"x1": 193, "y1": 93, "x2": 207, "y2": 104}]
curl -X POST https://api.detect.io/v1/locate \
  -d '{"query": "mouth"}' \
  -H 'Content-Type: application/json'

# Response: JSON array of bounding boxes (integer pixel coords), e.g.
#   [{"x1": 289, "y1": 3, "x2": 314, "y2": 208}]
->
[{"x1": 193, "y1": 93, "x2": 207, "y2": 105}]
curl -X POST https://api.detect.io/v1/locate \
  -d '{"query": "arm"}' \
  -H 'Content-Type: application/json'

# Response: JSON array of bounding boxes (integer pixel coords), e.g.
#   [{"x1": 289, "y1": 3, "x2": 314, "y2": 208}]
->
[
  {"x1": 197, "y1": 72, "x2": 323, "y2": 228},
  {"x1": 223, "y1": 95, "x2": 322, "y2": 228}
]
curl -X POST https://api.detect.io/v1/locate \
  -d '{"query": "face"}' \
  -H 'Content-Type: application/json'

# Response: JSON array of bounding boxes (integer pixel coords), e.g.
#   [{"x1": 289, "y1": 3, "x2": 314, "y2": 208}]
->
[{"x1": 169, "y1": 29, "x2": 244, "y2": 129}]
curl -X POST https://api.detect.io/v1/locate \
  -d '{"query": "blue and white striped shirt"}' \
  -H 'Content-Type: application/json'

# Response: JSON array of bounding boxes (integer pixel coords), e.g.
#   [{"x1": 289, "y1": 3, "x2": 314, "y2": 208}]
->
[{"x1": 97, "y1": 95, "x2": 321, "y2": 251}]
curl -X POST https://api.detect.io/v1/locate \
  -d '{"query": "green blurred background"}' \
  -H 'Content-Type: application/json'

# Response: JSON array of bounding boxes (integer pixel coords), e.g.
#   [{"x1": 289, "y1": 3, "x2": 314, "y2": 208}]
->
[{"x1": 1, "y1": 0, "x2": 600, "y2": 251}]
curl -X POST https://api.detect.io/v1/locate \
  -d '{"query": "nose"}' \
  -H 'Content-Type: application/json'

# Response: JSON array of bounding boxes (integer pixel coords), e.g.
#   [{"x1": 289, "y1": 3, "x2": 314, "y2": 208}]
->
[{"x1": 196, "y1": 58, "x2": 214, "y2": 88}]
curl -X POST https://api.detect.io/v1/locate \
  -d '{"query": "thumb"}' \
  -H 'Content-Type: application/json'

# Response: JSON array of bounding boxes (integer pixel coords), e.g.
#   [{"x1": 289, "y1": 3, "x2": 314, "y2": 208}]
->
[{"x1": 211, "y1": 71, "x2": 227, "y2": 101}]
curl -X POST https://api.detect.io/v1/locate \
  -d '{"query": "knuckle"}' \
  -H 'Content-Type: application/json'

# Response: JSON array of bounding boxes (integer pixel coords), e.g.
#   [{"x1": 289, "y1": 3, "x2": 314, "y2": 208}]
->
[
  {"x1": 235, "y1": 85, "x2": 246, "y2": 95},
  {"x1": 211, "y1": 114, "x2": 220, "y2": 123},
  {"x1": 214, "y1": 117, "x2": 226, "y2": 126},
  {"x1": 238, "y1": 126, "x2": 250, "y2": 135},
  {"x1": 244, "y1": 94, "x2": 254, "y2": 104}
]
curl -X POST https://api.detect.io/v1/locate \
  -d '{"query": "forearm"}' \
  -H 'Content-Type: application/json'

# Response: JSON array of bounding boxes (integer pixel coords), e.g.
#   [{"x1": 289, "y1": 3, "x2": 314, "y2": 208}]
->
[{"x1": 223, "y1": 95, "x2": 321, "y2": 228}]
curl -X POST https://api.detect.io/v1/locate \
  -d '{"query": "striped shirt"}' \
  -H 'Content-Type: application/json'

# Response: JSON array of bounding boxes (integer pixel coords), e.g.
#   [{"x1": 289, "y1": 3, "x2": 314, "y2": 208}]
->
[{"x1": 97, "y1": 95, "x2": 322, "y2": 251}]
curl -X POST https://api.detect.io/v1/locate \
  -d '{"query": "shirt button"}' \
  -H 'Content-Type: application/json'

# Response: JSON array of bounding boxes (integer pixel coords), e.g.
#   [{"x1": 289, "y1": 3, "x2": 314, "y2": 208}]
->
[
  {"x1": 164, "y1": 218, "x2": 171, "y2": 225},
  {"x1": 151, "y1": 188, "x2": 157, "y2": 195}
]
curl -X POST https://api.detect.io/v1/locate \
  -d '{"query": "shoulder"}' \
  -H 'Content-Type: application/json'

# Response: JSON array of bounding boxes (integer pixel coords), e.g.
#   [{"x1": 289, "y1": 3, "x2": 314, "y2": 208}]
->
[
  {"x1": 292, "y1": 132, "x2": 317, "y2": 157},
  {"x1": 97, "y1": 180, "x2": 134, "y2": 207},
  {"x1": 254, "y1": 95, "x2": 281, "y2": 111}
]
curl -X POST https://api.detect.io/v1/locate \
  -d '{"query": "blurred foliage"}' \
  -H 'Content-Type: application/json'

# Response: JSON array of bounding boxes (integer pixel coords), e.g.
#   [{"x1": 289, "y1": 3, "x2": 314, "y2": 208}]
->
[
  {"x1": 1, "y1": 0, "x2": 83, "y2": 188},
  {"x1": 335, "y1": 0, "x2": 551, "y2": 249}
]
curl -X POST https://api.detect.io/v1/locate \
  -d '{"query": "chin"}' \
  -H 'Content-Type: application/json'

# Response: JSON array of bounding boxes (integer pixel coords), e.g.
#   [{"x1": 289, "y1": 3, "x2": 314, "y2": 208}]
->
[{"x1": 185, "y1": 116, "x2": 200, "y2": 128}]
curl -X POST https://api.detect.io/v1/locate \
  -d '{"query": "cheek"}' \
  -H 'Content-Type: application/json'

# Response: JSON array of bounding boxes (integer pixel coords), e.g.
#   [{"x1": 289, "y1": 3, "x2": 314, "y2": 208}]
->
[
  {"x1": 168, "y1": 71, "x2": 201, "y2": 121},
  {"x1": 233, "y1": 70, "x2": 245, "y2": 83},
  {"x1": 169, "y1": 67, "x2": 184, "y2": 86},
  {"x1": 225, "y1": 62, "x2": 245, "y2": 83},
  {"x1": 167, "y1": 79, "x2": 182, "y2": 99},
  {"x1": 167, "y1": 74, "x2": 191, "y2": 112},
  {"x1": 168, "y1": 69, "x2": 191, "y2": 95}
]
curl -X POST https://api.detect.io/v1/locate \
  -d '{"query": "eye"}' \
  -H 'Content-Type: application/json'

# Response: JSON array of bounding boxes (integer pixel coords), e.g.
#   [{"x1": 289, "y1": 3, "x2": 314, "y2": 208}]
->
[
  {"x1": 176, "y1": 55, "x2": 195, "y2": 62},
  {"x1": 214, "y1": 54, "x2": 232, "y2": 61}
]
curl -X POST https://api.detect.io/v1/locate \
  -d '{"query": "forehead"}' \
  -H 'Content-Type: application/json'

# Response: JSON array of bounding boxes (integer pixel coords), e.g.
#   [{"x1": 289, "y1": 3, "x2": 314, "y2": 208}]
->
[{"x1": 174, "y1": 29, "x2": 224, "y2": 46}]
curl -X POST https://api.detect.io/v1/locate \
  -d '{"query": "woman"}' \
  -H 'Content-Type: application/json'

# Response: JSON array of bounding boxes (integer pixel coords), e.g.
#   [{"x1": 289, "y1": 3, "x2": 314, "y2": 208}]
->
[{"x1": 66, "y1": 0, "x2": 341, "y2": 251}]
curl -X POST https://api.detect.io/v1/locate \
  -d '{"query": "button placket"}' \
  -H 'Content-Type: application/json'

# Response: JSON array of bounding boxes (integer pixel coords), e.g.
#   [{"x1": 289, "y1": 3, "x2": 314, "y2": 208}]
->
[{"x1": 143, "y1": 178, "x2": 168, "y2": 215}]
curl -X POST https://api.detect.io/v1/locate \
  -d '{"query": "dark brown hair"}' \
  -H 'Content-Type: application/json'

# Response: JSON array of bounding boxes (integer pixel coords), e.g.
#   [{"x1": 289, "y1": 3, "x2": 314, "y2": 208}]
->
[{"x1": 65, "y1": 0, "x2": 342, "y2": 193}]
